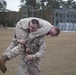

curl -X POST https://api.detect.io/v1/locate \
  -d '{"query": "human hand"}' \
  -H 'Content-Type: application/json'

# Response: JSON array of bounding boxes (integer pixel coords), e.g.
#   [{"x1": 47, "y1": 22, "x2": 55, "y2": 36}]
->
[
  {"x1": 25, "y1": 54, "x2": 33, "y2": 61},
  {"x1": 25, "y1": 48, "x2": 30, "y2": 53},
  {"x1": 0, "y1": 58, "x2": 7, "y2": 73},
  {"x1": 17, "y1": 39, "x2": 27, "y2": 44}
]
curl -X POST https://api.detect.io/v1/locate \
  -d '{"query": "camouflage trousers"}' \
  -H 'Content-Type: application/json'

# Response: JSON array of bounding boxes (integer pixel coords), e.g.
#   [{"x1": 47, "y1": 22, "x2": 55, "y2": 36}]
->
[{"x1": 18, "y1": 59, "x2": 41, "y2": 75}]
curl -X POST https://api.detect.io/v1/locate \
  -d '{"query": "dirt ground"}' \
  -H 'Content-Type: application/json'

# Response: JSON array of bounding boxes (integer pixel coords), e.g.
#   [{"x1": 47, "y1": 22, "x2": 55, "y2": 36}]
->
[{"x1": 0, "y1": 28, "x2": 76, "y2": 75}]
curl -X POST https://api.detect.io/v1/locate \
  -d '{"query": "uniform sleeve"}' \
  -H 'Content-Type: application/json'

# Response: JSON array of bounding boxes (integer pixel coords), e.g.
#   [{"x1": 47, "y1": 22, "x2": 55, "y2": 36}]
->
[{"x1": 32, "y1": 38, "x2": 46, "y2": 59}]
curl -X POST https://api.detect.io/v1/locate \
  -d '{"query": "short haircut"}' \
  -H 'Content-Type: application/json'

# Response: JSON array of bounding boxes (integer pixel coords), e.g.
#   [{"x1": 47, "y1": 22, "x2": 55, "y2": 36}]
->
[
  {"x1": 55, "y1": 27, "x2": 60, "y2": 36},
  {"x1": 29, "y1": 19, "x2": 40, "y2": 27}
]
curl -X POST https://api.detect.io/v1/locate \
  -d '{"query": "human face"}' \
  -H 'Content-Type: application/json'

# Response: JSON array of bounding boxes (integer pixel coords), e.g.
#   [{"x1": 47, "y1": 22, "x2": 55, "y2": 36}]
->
[
  {"x1": 29, "y1": 22, "x2": 39, "y2": 32},
  {"x1": 49, "y1": 27, "x2": 57, "y2": 37}
]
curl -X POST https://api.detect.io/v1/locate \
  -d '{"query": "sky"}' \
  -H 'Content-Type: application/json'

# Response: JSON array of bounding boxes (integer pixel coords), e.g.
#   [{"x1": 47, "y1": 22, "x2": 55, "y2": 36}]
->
[
  {"x1": 5, "y1": 0, "x2": 76, "y2": 11},
  {"x1": 5, "y1": 0, "x2": 21, "y2": 11}
]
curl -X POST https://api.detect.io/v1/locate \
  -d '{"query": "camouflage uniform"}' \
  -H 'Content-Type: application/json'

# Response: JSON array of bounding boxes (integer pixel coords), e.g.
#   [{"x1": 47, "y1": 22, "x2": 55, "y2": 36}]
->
[
  {"x1": 3, "y1": 17, "x2": 52, "y2": 54},
  {"x1": 2, "y1": 17, "x2": 51, "y2": 74},
  {"x1": 3, "y1": 36, "x2": 46, "y2": 75}
]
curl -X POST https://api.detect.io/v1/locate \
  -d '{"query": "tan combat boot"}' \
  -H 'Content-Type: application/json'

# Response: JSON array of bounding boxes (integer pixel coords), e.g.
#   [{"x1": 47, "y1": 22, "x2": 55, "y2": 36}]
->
[{"x1": 0, "y1": 55, "x2": 8, "y2": 73}]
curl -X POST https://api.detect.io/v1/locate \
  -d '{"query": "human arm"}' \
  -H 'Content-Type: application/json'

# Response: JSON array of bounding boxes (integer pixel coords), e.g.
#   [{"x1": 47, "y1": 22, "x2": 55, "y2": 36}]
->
[
  {"x1": 25, "y1": 38, "x2": 46, "y2": 61},
  {"x1": 32, "y1": 38, "x2": 46, "y2": 59},
  {"x1": 28, "y1": 20, "x2": 53, "y2": 39},
  {"x1": 16, "y1": 18, "x2": 53, "y2": 40}
]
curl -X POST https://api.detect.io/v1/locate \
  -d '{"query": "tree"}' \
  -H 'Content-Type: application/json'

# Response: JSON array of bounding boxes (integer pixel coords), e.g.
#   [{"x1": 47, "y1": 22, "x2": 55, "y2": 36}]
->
[
  {"x1": 0, "y1": 0, "x2": 7, "y2": 11},
  {"x1": 6, "y1": 11, "x2": 19, "y2": 27},
  {"x1": 26, "y1": 0, "x2": 36, "y2": 7},
  {"x1": 0, "y1": 0, "x2": 7, "y2": 26},
  {"x1": 60, "y1": 0, "x2": 76, "y2": 9},
  {"x1": 47, "y1": 0, "x2": 60, "y2": 9}
]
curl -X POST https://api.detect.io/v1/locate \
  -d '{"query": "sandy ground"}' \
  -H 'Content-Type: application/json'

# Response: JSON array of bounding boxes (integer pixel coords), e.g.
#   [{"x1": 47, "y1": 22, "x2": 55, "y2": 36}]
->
[{"x1": 0, "y1": 28, "x2": 76, "y2": 75}]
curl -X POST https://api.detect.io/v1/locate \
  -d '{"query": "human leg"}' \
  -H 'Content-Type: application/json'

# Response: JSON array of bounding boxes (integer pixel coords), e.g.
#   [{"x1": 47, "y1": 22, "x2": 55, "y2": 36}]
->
[
  {"x1": 0, "y1": 55, "x2": 9, "y2": 73},
  {"x1": 18, "y1": 60, "x2": 28, "y2": 75},
  {"x1": 28, "y1": 62, "x2": 41, "y2": 75},
  {"x1": 0, "y1": 44, "x2": 24, "y2": 73}
]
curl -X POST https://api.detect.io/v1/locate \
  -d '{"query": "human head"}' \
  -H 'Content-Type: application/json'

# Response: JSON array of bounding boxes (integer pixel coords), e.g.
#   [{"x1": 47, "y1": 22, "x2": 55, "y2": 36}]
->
[
  {"x1": 48, "y1": 26, "x2": 60, "y2": 37},
  {"x1": 28, "y1": 19, "x2": 40, "y2": 32}
]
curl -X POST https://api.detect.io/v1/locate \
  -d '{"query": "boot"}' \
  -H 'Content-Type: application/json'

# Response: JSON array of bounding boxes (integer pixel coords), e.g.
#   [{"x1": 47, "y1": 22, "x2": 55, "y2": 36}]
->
[{"x1": 0, "y1": 55, "x2": 8, "y2": 73}]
